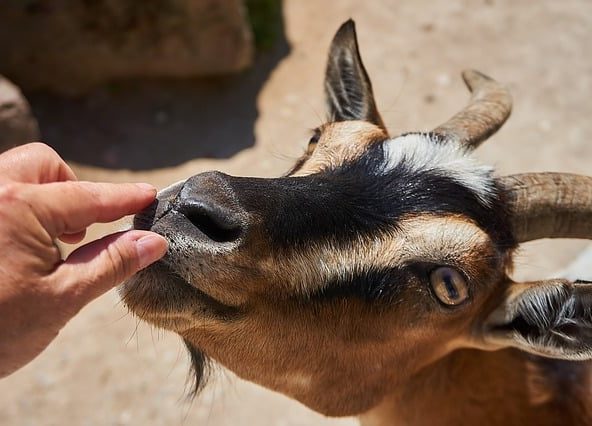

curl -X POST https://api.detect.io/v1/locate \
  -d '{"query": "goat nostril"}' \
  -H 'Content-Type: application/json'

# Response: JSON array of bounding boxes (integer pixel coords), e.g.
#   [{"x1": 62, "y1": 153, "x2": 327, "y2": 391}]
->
[{"x1": 179, "y1": 201, "x2": 243, "y2": 243}]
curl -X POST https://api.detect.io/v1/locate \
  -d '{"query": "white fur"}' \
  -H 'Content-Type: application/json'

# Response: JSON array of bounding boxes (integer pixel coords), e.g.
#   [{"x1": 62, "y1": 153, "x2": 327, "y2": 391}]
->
[
  {"x1": 158, "y1": 179, "x2": 187, "y2": 196},
  {"x1": 381, "y1": 133, "x2": 495, "y2": 205}
]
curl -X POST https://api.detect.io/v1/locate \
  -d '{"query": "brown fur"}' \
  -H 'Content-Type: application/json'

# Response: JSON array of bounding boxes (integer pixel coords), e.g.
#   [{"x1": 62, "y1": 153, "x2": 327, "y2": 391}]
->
[
  {"x1": 361, "y1": 349, "x2": 592, "y2": 426},
  {"x1": 121, "y1": 20, "x2": 592, "y2": 426},
  {"x1": 121, "y1": 120, "x2": 592, "y2": 424},
  {"x1": 292, "y1": 121, "x2": 388, "y2": 175}
]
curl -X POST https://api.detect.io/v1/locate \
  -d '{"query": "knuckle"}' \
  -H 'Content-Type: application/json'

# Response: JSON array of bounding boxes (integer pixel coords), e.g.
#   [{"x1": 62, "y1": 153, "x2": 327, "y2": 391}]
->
[
  {"x1": 52, "y1": 268, "x2": 90, "y2": 307},
  {"x1": 27, "y1": 142, "x2": 60, "y2": 161},
  {"x1": 43, "y1": 276, "x2": 82, "y2": 322},
  {"x1": 0, "y1": 181, "x2": 24, "y2": 204},
  {"x1": 16, "y1": 143, "x2": 60, "y2": 169},
  {"x1": 0, "y1": 183, "x2": 33, "y2": 236},
  {"x1": 104, "y1": 241, "x2": 136, "y2": 282},
  {"x1": 22, "y1": 143, "x2": 72, "y2": 183},
  {"x1": 79, "y1": 181, "x2": 106, "y2": 210}
]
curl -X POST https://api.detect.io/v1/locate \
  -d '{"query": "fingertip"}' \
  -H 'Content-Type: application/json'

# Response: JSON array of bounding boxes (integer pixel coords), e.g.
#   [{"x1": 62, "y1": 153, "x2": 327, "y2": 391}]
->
[
  {"x1": 135, "y1": 232, "x2": 169, "y2": 269},
  {"x1": 55, "y1": 230, "x2": 168, "y2": 309},
  {"x1": 135, "y1": 182, "x2": 158, "y2": 195}
]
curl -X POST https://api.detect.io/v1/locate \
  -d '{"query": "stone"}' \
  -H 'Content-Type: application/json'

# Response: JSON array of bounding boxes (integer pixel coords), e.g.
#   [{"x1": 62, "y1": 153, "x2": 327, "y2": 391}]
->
[
  {"x1": 0, "y1": 0, "x2": 254, "y2": 95},
  {"x1": 0, "y1": 76, "x2": 40, "y2": 152}
]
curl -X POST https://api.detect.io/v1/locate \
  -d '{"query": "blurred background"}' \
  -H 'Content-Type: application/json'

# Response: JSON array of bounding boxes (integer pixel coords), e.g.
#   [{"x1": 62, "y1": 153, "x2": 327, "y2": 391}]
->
[{"x1": 0, "y1": 0, "x2": 590, "y2": 424}]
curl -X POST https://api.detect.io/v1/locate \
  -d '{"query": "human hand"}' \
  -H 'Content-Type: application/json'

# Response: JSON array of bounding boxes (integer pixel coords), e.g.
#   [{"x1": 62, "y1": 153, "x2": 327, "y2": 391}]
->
[{"x1": 0, "y1": 143, "x2": 168, "y2": 377}]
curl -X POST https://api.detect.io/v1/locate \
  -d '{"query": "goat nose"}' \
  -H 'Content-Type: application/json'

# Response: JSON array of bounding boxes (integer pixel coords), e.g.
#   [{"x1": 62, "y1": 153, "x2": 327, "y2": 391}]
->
[
  {"x1": 174, "y1": 172, "x2": 245, "y2": 244},
  {"x1": 177, "y1": 199, "x2": 243, "y2": 243}
]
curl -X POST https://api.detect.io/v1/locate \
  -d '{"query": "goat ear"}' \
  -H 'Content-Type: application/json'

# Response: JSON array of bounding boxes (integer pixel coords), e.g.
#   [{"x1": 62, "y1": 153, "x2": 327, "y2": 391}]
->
[
  {"x1": 483, "y1": 280, "x2": 592, "y2": 360},
  {"x1": 324, "y1": 20, "x2": 385, "y2": 129}
]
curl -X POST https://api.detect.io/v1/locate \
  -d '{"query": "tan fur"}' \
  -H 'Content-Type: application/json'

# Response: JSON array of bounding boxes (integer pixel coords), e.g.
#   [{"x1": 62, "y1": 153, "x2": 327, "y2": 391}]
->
[
  {"x1": 361, "y1": 349, "x2": 592, "y2": 426},
  {"x1": 257, "y1": 214, "x2": 492, "y2": 296},
  {"x1": 121, "y1": 119, "x2": 592, "y2": 425},
  {"x1": 293, "y1": 121, "x2": 387, "y2": 175},
  {"x1": 122, "y1": 144, "x2": 514, "y2": 416}
]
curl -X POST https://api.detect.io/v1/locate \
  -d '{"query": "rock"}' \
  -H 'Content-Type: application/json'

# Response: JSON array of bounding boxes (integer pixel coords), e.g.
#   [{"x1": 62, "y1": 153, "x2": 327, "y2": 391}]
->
[
  {"x1": 0, "y1": 76, "x2": 40, "y2": 152},
  {"x1": 0, "y1": 0, "x2": 254, "y2": 96}
]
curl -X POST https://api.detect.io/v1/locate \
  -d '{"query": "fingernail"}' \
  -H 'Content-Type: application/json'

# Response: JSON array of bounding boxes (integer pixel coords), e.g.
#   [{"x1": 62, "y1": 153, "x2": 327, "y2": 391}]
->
[
  {"x1": 136, "y1": 234, "x2": 168, "y2": 269},
  {"x1": 135, "y1": 183, "x2": 157, "y2": 193}
]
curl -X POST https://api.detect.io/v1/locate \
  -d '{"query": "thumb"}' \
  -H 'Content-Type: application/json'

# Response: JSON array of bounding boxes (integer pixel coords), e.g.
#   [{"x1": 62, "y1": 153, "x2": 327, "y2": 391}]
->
[{"x1": 54, "y1": 231, "x2": 168, "y2": 310}]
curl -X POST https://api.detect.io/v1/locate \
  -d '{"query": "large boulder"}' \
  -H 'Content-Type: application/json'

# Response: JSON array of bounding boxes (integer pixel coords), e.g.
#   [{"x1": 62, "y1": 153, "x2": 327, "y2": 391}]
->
[
  {"x1": 0, "y1": 0, "x2": 254, "y2": 95},
  {"x1": 0, "y1": 76, "x2": 40, "y2": 152}
]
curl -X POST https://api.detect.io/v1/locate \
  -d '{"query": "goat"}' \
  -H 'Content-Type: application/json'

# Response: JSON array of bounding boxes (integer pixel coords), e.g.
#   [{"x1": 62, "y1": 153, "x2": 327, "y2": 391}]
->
[{"x1": 120, "y1": 20, "x2": 592, "y2": 426}]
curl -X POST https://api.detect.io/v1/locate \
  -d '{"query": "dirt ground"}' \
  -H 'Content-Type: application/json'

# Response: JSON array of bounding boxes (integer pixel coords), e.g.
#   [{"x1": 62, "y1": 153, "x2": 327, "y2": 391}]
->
[{"x1": 1, "y1": 0, "x2": 591, "y2": 425}]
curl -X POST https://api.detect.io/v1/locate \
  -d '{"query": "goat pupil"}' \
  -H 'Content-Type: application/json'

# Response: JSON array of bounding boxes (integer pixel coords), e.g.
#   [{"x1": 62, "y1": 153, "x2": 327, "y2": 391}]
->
[{"x1": 443, "y1": 273, "x2": 459, "y2": 299}]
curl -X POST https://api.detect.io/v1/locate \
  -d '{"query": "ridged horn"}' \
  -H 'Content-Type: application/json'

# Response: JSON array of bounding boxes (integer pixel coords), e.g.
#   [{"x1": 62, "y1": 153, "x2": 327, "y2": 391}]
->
[
  {"x1": 501, "y1": 173, "x2": 592, "y2": 243},
  {"x1": 433, "y1": 70, "x2": 512, "y2": 149}
]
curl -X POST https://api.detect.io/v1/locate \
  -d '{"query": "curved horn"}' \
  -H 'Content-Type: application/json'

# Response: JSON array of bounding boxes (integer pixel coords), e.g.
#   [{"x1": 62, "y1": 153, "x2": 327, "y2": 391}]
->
[
  {"x1": 501, "y1": 173, "x2": 592, "y2": 243},
  {"x1": 433, "y1": 70, "x2": 512, "y2": 149}
]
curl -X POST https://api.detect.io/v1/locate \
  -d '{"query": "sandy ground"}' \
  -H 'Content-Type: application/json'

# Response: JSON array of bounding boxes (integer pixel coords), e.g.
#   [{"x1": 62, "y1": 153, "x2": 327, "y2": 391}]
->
[{"x1": 1, "y1": 0, "x2": 592, "y2": 425}]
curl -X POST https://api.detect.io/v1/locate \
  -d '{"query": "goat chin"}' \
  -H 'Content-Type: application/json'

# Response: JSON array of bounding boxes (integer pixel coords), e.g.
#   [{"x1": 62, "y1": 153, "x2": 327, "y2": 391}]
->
[
  {"x1": 119, "y1": 261, "x2": 213, "y2": 398},
  {"x1": 119, "y1": 263, "x2": 197, "y2": 330}
]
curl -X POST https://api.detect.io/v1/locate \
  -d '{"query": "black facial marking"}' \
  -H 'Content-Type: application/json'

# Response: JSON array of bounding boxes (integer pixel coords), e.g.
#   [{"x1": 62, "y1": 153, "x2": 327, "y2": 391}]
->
[
  {"x1": 184, "y1": 339, "x2": 210, "y2": 398},
  {"x1": 311, "y1": 267, "x2": 414, "y2": 303},
  {"x1": 228, "y1": 142, "x2": 515, "y2": 252}
]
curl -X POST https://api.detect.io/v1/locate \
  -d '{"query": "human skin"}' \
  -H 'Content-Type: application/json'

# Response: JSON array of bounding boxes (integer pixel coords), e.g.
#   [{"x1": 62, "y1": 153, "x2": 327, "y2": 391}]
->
[{"x1": 0, "y1": 143, "x2": 168, "y2": 377}]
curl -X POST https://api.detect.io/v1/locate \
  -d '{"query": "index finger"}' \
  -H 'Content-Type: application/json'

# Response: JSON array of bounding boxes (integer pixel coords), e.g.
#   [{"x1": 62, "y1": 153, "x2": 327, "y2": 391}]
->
[
  {"x1": 0, "y1": 143, "x2": 77, "y2": 184},
  {"x1": 21, "y1": 181, "x2": 157, "y2": 237}
]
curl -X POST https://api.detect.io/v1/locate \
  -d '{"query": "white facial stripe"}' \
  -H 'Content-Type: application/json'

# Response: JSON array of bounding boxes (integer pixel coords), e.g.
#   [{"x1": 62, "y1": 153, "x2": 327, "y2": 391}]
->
[{"x1": 381, "y1": 134, "x2": 496, "y2": 206}]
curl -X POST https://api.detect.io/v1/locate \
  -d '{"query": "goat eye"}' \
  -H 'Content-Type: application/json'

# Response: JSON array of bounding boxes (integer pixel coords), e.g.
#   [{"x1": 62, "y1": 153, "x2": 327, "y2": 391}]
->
[{"x1": 430, "y1": 267, "x2": 469, "y2": 306}]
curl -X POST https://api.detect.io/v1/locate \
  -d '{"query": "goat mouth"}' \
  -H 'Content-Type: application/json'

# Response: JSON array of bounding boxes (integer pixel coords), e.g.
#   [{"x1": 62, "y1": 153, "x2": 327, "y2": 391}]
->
[{"x1": 119, "y1": 261, "x2": 239, "y2": 330}]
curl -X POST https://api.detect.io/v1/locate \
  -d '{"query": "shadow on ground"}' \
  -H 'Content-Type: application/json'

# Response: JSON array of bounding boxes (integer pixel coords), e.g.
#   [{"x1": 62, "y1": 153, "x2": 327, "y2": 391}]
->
[{"x1": 25, "y1": 9, "x2": 290, "y2": 171}]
